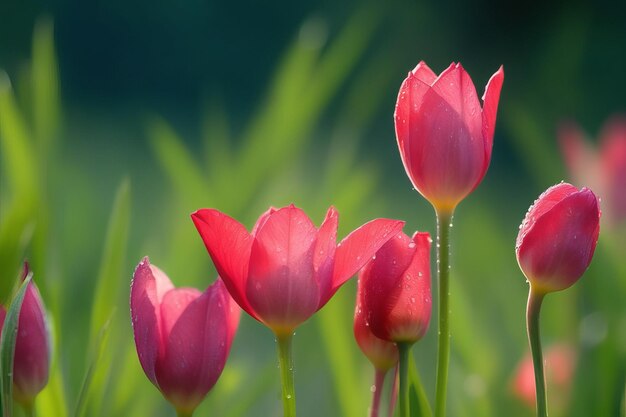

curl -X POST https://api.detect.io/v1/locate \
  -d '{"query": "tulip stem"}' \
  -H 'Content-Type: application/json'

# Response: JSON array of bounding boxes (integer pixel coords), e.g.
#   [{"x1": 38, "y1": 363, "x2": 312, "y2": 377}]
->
[
  {"x1": 22, "y1": 403, "x2": 35, "y2": 417},
  {"x1": 434, "y1": 209, "x2": 453, "y2": 417},
  {"x1": 369, "y1": 369, "x2": 387, "y2": 417},
  {"x1": 276, "y1": 332, "x2": 296, "y2": 417},
  {"x1": 397, "y1": 342, "x2": 412, "y2": 417},
  {"x1": 527, "y1": 288, "x2": 548, "y2": 417}
]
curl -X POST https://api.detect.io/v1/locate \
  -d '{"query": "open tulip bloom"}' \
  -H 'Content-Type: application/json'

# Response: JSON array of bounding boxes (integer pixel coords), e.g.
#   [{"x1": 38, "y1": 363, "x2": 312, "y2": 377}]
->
[
  {"x1": 130, "y1": 258, "x2": 240, "y2": 417},
  {"x1": 394, "y1": 61, "x2": 503, "y2": 417},
  {"x1": 516, "y1": 182, "x2": 600, "y2": 417},
  {"x1": 192, "y1": 204, "x2": 404, "y2": 417}
]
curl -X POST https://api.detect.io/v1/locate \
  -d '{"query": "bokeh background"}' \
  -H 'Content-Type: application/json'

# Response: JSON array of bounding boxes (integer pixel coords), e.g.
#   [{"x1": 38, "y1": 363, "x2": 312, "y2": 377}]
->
[{"x1": 1, "y1": 0, "x2": 625, "y2": 416}]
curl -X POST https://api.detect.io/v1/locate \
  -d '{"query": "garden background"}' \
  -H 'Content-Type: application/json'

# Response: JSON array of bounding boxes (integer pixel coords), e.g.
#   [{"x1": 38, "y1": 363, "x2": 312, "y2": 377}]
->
[{"x1": 0, "y1": 0, "x2": 624, "y2": 416}]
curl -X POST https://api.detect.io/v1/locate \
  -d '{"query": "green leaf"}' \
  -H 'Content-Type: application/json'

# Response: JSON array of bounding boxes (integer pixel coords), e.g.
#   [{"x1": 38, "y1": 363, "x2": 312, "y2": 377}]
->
[
  {"x1": 88, "y1": 179, "x2": 131, "y2": 344},
  {"x1": 408, "y1": 354, "x2": 432, "y2": 417},
  {"x1": 0, "y1": 272, "x2": 32, "y2": 417},
  {"x1": 32, "y1": 17, "x2": 61, "y2": 153},
  {"x1": 74, "y1": 312, "x2": 114, "y2": 417}
]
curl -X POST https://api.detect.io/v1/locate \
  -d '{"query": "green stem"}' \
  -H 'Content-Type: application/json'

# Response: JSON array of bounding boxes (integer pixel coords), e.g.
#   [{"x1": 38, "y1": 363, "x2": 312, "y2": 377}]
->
[
  {"x1": 527, "y1": 288, "x2": 548, "y2": 417},
  {"x1": 434, "y1": 209, "x2": 453, "y2": 417},
  {"x1": 398, "y1": 342, "x2": 412, "y2": 417},
  {"x1": 276, "y1": 333, "x2": 296, "y2": 417},
  {"x1": 369, "y1": 369, "x2": 386, "y2": 417},
  {"x1": 175, "y1": 409, "x2": 193, "y2": 417},
  {"x1": 22, "y1": 402, "x2": 35, "y2": 417}
]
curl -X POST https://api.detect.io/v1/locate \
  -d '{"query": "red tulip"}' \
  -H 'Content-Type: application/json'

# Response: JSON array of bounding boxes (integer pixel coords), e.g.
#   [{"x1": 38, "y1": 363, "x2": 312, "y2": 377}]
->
[
  {"x1": 192, "y1": 204, "x2": 404, "y2": 336},
  {"x1": 394, "y1": 62, "x2": 504, "y2": 213},
  {"x1": 130, "y1": 258, "x2": 240, "y2": 415},
  {"x1": 358, "y1": 231, "x2": 432, "y2": 344},
  {"x1": 512, "y1": 344, "x2": 576, "y2": 413},
  {"x1": 516, "y1": 183, "x2": 601, "y2": 293},
  {"x1": 0, "y1": 265, "x2": 50, "y2": 407},
  {"x1": 354, "y1": 284, "x2": 398, "y2": 372},
  {"x1": 559, "y1": 116, "x2": 626, "y2": 224}
]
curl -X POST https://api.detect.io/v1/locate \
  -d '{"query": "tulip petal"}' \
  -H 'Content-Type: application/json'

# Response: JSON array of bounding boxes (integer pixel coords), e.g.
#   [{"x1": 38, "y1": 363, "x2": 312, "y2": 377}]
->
[
  {"x1": 361, "y1": 232, "x2": 431, "y2": 343},
  {"x1": 411, "y1": 61, "x2": 437, "y2": 85},
  {"x1": 314, "y1": 206, "x2": 338, "y2": 298},
  {"x1": 517, "y1": 188, "x2": 600, "y2": 292},
  {"x1": 330, "y1": 219, "x2": 405, "y2": 300},
  {"x1": 191, "y1": 209, "x2": 257, "y2": 320},
  {"x1": 481, "y1": 65, "x2": 504, "y2": 162},
  {"x1": 130, "y1": 258, "x2": 174, "y2": 387},
  {"x1": 517, "y1": 183, "x2": 579, "y2": 250},
  {"x1": 156, "y1": 280, "x2": 238, "y2": 412},
  {"x1": 0, "y1": 306, "x2": 5, "y2": 328},
  {"x1": 247, "y1": 206, "x2": 320, "y2": 331},
  {"x1": 432, "y1": 63, "x2": 483, "y2": 144}
]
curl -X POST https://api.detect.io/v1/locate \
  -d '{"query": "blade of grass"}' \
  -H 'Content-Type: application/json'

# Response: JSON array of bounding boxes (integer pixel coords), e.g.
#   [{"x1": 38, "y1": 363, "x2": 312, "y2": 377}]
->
[
  {"x1": 32, "y1": 17, "x2": 61, "y2": 154},
  {"x1": 73, "y1": 312, "x2": 114, "y2": 417},
  {"x1": 88, "y1": 179, "x2": 130, "y2": 343},
  {"x1": 0, "y1": 272, "x2": 32, "y2": 417}
]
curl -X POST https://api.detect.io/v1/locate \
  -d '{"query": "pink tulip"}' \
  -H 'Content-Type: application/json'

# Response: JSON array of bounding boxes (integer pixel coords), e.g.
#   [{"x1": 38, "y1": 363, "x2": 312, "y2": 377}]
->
[
  {"x1": 0, "y1": 264, "x2": 50, "y2": 407},
  {"x1": 358, "y1": 231, "x2": 432, "y2": 344},
  {"x1": 512, "y1": 344, "x2": 576, "y2": 414},
  {"x1": 394, "y1": 62, "x2": 504, "y2": 213},
  {"x1": 130, "y1": 258, "x2": 240, "y2": 415},
  {"x1": 192, "y1": 204, "x2": 404, "y2": 336},
  {"x1": 559, "y1": 116, "x2": 626, "y2": 224},
  {"x1": 354, "y1": 285, "x2": 398, "y2": 372},
  {"x1": 516, "y1": 183, "x2": 601, "y2": 293}
]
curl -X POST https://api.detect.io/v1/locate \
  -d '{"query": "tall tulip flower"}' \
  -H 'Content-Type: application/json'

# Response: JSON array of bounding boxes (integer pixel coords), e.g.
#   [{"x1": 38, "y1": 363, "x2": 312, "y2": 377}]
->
[
  {"x1": 130, "y1": 258, "x2": 240, "y2": 417},
  {"x1": 559, "y1": 116, "x2": 626, "y2": 225},
  {"x1": 192, "y1": 204, "x2": 404, "y2": 417},
  {"x1": 516, "y1": 183, "x2": 600, "y2": 417},
  {"x1": 358, "y1": 231, "x2": 431, "y2": 417},
  {"x1": 394, "y1": 61, "x2": 503, "y2": 417},
  {"x1": 0, "y1": 263, "x2": 50, "y2": 412}
]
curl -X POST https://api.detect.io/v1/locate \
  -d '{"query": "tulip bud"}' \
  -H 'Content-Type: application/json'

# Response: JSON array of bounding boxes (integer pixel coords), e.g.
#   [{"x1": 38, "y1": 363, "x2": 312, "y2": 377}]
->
[
  {"x1": 130, "y1": 258, "x2": 240, "y2": 415},
  {"x1": 0, "y1": 264, "x2": 50, "y2": 407},
  {"x1": 358, "y1": 232, "x2": 432, "y2": 344},
  {"x1": 394, "y1": 62, "x2": 504, "y2": 213},
  {"x1": 354, "y1": 284, "x2": 398, "y2": 372},
  {"x1": 516, "y1": 183, "x2": 601, "y2": 293}
]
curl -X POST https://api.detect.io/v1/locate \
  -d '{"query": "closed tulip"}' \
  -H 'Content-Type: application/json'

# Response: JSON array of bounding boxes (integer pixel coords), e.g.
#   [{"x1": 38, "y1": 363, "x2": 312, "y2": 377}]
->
[
  {"x1": 358, "y1": 231, "x2": 432, "y2": 344},
  {"x1": 394, "y1": 62, "x2": 504, "y2": 213},
  {"x1": 192, "y1": 204, "x2": 404, "y2": 336},
  {"x1": 0, "y1": 265, "x2": 50, "y2": 408},
  {"x1": 354, "y1": 291, "x2": 398, "y2": 372},
  {"x1": 130, "y1": 258, "x2": 240, "y2": 416},
  {"x1": 516, "y1": 183, "x2": 601, "y2": 293}
]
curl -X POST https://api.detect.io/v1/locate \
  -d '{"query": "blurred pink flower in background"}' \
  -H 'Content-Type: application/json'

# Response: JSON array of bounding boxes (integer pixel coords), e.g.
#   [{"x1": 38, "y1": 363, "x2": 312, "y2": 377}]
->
[
  {"x1": 559, "y1": 116, "x2": 626, "y2": 225},
  {"x1": 512, "y1": 344, "x2": 577, "y2": 415}
]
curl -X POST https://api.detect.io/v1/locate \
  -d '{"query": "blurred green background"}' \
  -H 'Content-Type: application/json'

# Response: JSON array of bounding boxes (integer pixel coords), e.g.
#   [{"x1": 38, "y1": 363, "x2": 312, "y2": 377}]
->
[{"x1": 0, "y1": 0, "x2": 625, "y2": 416}]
